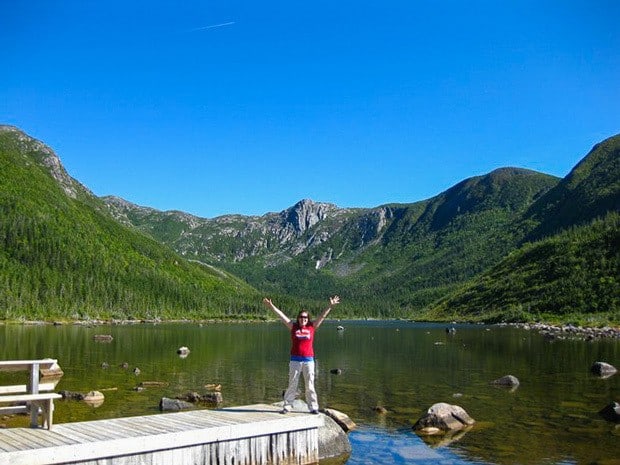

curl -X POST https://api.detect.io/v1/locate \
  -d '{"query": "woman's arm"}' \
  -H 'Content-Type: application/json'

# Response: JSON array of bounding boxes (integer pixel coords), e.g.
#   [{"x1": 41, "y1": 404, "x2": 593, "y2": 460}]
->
[
  {"x1": 313, "y1": 295, "x2": 340, "y2": 329},
  {"x1": 263, "y1": 298, "x2": 293, "y2": 329}
]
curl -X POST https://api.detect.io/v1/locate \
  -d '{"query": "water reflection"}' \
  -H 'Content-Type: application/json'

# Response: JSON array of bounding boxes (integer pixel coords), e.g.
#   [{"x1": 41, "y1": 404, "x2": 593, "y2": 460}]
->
[
  {"x1": 348, "y1": 427, "x2": 483, "y2": 465},
  {"x1": 0, "y1": 321, "x2": 618, "y2": 464}
]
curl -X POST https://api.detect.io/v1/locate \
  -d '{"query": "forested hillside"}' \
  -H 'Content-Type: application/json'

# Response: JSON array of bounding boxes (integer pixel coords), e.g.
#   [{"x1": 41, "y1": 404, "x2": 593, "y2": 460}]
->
[
  {"x1": 0, "y1": 126, "x2": 261, "y2": 321},
  {"x1": 525, "y1": 134, "x2": 620, "y2": 240},
  {"x1": 105, "y1": 134, "x2": 619, "y2": 323},
  {"x1": 425, "y1": 134, "x2": 620, "y2": 324},
  {"x1": 426, "y1": 212, "x2": 620, "y2": 325},
  {"x1": 2, "y1": 125, "x2": 618, "y2": 324},
  {"x1": 106, "y1": 168, "x2": 561, "y2": 317}
]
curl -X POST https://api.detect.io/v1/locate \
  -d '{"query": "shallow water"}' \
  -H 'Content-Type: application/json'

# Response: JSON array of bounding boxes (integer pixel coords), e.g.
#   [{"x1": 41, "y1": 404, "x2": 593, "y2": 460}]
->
[{"x1": 1, "y1": 321, "x2": 618, "y2": 464}]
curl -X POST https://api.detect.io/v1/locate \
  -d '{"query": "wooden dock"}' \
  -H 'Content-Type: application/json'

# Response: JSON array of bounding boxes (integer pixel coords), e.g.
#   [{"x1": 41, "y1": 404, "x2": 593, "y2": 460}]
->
[{"x1": 0, "y1": 404, "x2": 323, "y2": 465}]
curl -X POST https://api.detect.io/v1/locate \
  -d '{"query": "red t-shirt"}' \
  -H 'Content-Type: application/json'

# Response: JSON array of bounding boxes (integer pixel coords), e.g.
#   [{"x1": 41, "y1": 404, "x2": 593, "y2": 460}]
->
[{"x1": 290, "y1": 322, "x2": 315, "y2": 359}]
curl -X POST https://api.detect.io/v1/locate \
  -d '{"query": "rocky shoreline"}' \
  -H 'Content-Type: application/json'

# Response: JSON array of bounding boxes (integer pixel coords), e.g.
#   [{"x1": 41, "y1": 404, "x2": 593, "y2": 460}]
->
[
  {"x1": 506, "y1": 322, "x2": 620, "y2": 340},
  {"x1": 2, "y1": 318, "x2": 619, "y2": 339}
]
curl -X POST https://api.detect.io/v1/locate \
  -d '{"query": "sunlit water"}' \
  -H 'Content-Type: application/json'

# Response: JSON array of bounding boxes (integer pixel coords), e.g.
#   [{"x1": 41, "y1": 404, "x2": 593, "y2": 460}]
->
[{"x1": 1, "y1": 321, "x2": 618, "y2": 464}]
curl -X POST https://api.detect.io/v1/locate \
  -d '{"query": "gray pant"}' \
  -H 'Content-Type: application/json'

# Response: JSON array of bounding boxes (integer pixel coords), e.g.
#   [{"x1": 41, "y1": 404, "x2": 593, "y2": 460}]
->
[{"x1": 283, "y1": 360, "x2": 318, "y2": 411}]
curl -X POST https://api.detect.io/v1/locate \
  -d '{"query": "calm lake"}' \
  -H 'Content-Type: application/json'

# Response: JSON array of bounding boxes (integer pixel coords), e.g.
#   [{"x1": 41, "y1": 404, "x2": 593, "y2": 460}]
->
[{"x1": 1, "y1": 320, "x2": 618, "y2": 464}]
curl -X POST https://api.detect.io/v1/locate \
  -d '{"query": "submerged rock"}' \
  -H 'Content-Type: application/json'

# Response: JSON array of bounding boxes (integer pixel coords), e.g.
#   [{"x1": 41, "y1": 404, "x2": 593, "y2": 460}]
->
[
  {"x1": 590, "y1": 361, "x2": 617, "y2": 377},
  {"x1": 159, "y1": 397, "x2": 195, "y2": 411},
  {"x1": 60, "y1": 389, "x2": 104, "y2": 407},
  {"x1": 83, "y1": 390, "x2": 105, "y2": 407},
  {"x1": 599, "y1": 402, "x2": 620, "y2": 423},
  {"x1": 177, "y1": 391, "x2": 223, "y2": 405},
  {"x1": 491, "y1": 375, "x2": 520, "y2": 387},
  {"x1": 59, "y1": 390, "x2": 85, "y2": 401},
  {"x1": 139, "y1": 381, "x2": 169, "y2": 388}
]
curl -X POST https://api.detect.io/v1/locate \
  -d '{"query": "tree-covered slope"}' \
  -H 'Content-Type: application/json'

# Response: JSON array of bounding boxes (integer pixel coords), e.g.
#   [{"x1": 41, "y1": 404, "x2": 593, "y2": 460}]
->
[
  {"x1": 425, "y1": 135, "x2": 620, "y2": 324},
  {"x1": 293, "y1": 168, "x2": 560, "y2": 314},
  {"x1": 5, "y1": 124, "x2": 617, "y2": 324},
  {"x1": 106, "y1": 167, "x2": 560, "y2": 316},
  {"x1": 0, "y1": 126, "x2": 260, "y2": 321},
  {"x1": 425, "y1": 212, "x2": 620, "y2": 324},
  {"x1": 524, "y1": 134, "x2": 620, "y2": 241},
  {"x1": 103, "y1": 133, "x2": 620, "y2": 323}
]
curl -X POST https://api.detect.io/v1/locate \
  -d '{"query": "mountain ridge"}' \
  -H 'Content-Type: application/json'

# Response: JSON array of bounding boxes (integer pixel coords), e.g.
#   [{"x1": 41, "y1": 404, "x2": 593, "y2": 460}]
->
[
  {"x1": 102, "y1": 162, "x2": 562, "y2": 312},
  {"x1": 100, "y1": 134, "x2": 619, "y2": 320},
  {"x1": 2, "y1": 124, "x2": 618, "y2": 322}
]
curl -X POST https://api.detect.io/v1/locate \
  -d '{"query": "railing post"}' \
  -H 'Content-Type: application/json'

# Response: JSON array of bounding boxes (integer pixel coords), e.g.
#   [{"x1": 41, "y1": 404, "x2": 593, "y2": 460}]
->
[{"x1": 29, "y1": 363, "x2": 40, "y2": 428}]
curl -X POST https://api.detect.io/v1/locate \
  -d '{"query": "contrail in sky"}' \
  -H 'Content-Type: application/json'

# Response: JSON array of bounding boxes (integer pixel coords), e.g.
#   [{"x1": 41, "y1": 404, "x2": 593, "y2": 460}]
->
[{"x1": 189, "y1": 22, "x2": 235, "y2": 32}]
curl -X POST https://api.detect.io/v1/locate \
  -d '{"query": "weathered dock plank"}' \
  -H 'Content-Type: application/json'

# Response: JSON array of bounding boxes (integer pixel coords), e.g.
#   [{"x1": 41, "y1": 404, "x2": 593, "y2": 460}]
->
[{"x1": 0, "y1": 404, "x2": 322, "y2": 465}]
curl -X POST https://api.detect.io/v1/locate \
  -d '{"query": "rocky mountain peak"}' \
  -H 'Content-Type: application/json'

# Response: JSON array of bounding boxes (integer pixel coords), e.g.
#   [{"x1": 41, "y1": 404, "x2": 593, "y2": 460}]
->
[{"x1": 282, "y1": 199, "x2": 338, "y2": 233}]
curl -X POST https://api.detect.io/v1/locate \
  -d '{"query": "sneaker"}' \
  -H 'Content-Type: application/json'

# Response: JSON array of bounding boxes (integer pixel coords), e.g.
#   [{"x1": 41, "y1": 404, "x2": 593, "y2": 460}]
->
[
  {"x1": 280, "y1": 407, "x2": 290, "y2": 414},
  {"x1": 310, "y1": 409, "x2": 320, "y2": 415}
]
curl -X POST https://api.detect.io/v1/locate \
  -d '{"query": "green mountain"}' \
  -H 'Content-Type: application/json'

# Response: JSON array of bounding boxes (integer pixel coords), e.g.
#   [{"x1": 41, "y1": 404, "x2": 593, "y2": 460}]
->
[
  {"x1": 425, "y1": 135, "x2": 620, "y2": 324},
  {"x1": 103, "y1": 134, "x2": 619, "y2": 322},
  {"x1": 104, "y1": 168, "x2": 562, "y2": 318},
  {"x1": 426, "y1": 212, "x2": 620, "y2": 324},
  {"x1": 0, "y1": 125, "x2": 260, "y2": 321},
  {"x1": 3, "y1": 125, "x2": 618, "y2": 324},
  {"x1": 525, "y1": 134, "x2": 620, "y2": 240}
]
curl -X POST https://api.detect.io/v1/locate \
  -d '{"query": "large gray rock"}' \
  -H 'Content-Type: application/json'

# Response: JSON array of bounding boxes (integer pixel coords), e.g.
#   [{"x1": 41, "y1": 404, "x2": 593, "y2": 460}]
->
[
  {"x1": 323, "y1": 408, "x2": 356, "y2": 432},
  {"x1": 272, "y1": 401, "x2": 352, "y2": 462},
  {"x1": 276, "y1": 398, "x2": 311, "y2": 412},
  {"x1": 413, "y1": 403, "x2": 475, "y2": 434},
  {"x1": 318, "y1": 412, "x2": 352, "y2": 462}
]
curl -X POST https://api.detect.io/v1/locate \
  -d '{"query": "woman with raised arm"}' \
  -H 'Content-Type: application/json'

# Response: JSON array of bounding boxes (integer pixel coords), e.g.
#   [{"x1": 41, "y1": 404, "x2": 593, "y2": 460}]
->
[{"x1": 263, "y1": 295, "x2": 340, "y2": 414}]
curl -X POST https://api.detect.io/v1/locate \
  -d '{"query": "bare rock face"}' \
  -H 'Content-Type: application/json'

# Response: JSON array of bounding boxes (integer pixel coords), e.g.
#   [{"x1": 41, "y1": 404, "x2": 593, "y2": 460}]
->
[
  {"x1": 283, "y1": 199, "x2": 336, "y2": 234},
  {"x1": 413, "y1": 403, "x2": 475, "y2": 434}
]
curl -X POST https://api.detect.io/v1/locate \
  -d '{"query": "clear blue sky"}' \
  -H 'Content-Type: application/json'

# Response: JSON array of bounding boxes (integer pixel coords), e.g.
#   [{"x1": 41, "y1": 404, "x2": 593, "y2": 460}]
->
[{"x1": 2, "y1": 1, "x2": 618, "y2": 218}]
